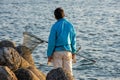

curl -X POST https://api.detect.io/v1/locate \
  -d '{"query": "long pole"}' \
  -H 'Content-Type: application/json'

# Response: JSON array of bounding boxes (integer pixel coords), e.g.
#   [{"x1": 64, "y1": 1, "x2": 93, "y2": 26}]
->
[{"x1": 76, "y1": 46, "x2": 96, "y2": 63}]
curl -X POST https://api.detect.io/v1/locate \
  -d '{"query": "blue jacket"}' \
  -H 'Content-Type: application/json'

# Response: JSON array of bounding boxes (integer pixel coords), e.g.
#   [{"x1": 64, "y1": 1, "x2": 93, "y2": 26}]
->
[{"x1": 47, "y1": 18, "x2": 76, "y2": 57}]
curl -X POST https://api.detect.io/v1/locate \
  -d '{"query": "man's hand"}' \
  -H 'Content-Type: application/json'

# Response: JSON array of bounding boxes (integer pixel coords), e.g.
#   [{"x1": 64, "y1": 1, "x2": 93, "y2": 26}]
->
[
  {"x1": 47, "y1": 56, "x2": 53, "y2": 65},
  {"x1": 72, "y1": 54, "x2": 76, "y2": 63}
]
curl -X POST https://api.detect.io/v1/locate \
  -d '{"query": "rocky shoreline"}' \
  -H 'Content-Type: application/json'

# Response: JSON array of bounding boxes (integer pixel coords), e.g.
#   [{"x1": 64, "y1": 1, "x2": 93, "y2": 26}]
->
[
  {"x1": 0, "y1": 40, "x2": 74, "y2": 80},
  {"x1": 0, "y1": 40, "x2": 46, "y2": 80}
]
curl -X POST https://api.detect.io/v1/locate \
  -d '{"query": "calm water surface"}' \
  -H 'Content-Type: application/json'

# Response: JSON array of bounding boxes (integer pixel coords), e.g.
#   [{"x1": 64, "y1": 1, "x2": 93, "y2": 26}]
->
[{"x1": 0, "y1": 0, "x2": 120, "y2": 80}]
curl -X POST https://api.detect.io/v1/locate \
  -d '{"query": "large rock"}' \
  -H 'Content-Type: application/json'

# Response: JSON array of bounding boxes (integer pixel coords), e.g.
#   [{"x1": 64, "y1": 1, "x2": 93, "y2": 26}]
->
[
  {"x1": 28, "y1": 66, "x2": 46, "y2": 80},
  {"x1": 0, "y1": 40, "x2": 16, "y2": 48},
  {"x1": 46, "y1": 67, "x2": 74, "y2": 80},
  {"x1": 0, "y1": 66, "x2": 18, "y2": 80},
  {"x1": 0, "y1": 40, "x2": 46, "y2": 80},
  {"x1": 15, "y1": 67, "x2": 46, "y2": 80},
  {"x1": 0, "y1": 47, "x2": 30, "y2": 71},
  {"x1": 16, "y1": 45, "x2": 35, "y2": 66},
  {"x1": 14, "y1": 68, "x2": 39, "y2": 80}
]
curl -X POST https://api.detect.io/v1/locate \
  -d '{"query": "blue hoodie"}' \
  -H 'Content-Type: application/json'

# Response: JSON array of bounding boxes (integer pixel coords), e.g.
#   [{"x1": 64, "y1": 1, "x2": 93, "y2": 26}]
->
[{"x1": 47, "y1": 18, "x2": 76, "y2": 57}]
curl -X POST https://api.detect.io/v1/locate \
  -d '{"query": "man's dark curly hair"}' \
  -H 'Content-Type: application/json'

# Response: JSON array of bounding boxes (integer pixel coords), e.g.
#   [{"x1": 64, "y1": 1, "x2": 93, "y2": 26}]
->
[{"x1": 54, "y1": 7, "x2": 65, "y2": 20}]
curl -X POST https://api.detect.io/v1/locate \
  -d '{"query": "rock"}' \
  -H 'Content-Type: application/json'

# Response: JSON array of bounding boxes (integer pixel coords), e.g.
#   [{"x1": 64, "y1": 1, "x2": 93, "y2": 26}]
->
[
  {"x1": 0, "y1": 47, "x2": 46, "y2": 80},
  {"x1": 16, "y1": 45, "x2": 35, "y2": 66},
  {"x1": 0, "y1": 40, "x2": 16, "y2": 48},
  {"x1": 14, "y1": 68, "x2": 39, "y2": 80},
  {"x1": 46, "y1": 67, "x2": 74, "y2": 80},
  {"x1": 0, "y1": 47, "x2": 30, "y2": 71},
  {"x1": 0, "y1": 66, "x2": 18, "y2": 80},
  {"x1": 28, "y1": 66, "x2": 46, "y2": 80},
  {"x1": 0, "y1": 40, "x2": 46, "y2": 80}
]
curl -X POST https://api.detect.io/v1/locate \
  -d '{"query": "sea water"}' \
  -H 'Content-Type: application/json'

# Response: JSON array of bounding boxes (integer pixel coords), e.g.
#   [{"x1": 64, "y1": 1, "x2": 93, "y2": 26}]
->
[{"x1": 0, "y1": 0, "x2": 120, "y2": 80}]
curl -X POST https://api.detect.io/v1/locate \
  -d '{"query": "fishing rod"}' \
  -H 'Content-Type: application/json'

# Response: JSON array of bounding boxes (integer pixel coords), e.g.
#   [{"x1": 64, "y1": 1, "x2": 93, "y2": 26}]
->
[
  {"x1": 24, "y1": 31, "x2": 96, "y2": 64},
  {"x1": 76, "y1": 46, "x2": 96, "y2": 63}
]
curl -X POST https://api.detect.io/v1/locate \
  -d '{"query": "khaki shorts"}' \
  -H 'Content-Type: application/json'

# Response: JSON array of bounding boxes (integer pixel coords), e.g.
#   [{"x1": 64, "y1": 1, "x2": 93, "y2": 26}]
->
[{"x1": 52, "y1": 51, "x2": 73, "y2": 75}]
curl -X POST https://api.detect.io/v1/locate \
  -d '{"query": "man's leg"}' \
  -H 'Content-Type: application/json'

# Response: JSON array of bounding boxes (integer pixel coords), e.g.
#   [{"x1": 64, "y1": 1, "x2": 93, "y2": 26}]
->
[
  {"x1": 63, "y1": 51, "x2": 73, "y2": 75},
  {"x1": 52, "y1": 51, "x2": 63, "y2": 68}
]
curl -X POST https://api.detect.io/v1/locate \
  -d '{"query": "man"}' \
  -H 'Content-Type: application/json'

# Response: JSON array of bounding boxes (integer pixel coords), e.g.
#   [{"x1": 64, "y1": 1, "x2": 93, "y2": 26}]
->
[{"x1": 47, "y1": 7, "x2": 76, "y2": 75}]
